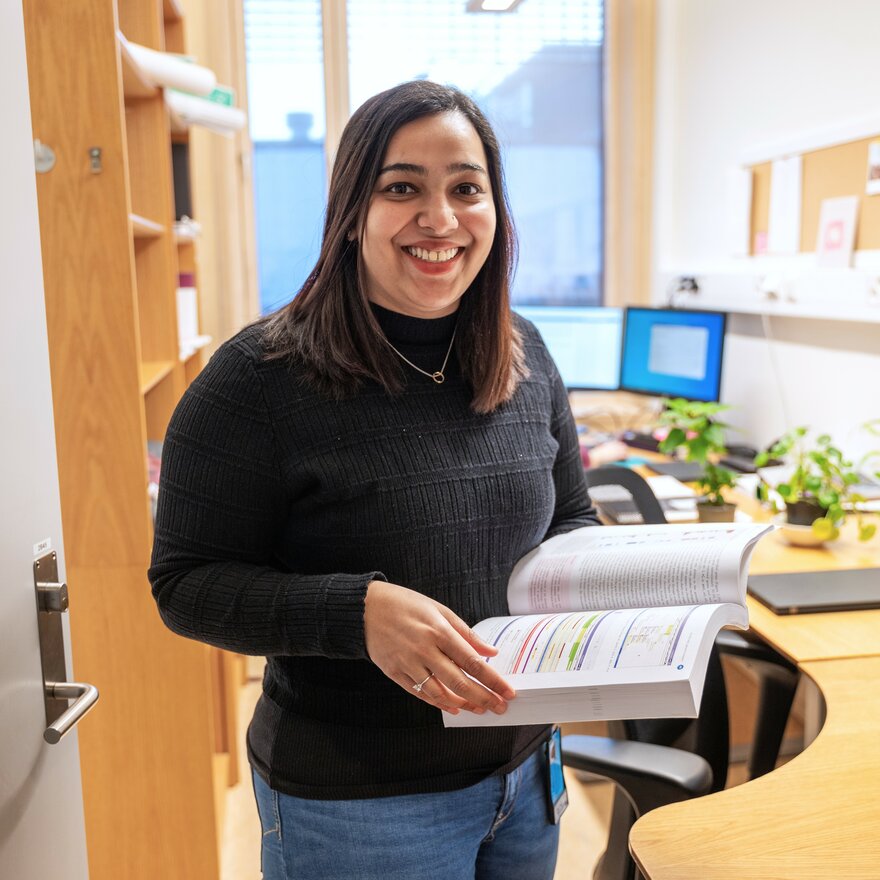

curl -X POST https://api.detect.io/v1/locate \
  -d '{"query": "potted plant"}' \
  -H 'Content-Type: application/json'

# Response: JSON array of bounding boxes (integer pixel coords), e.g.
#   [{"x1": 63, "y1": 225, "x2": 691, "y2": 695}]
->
[
  {"x1": 657, "y1": 398, "x2": 738, "y2": 523},
  {"x1": 756, "y1": 427, "x2": 877, "y2": 544}
]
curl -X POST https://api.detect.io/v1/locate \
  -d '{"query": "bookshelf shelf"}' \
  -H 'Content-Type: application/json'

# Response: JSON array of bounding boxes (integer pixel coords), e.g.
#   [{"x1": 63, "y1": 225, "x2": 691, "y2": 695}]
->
[
  {"x1": 180, "y1": 334, "x2": 213, "y2": 362},
  {"x1": 140, "y1": 360, "x2": 174, "y2": 394},
  {"x1": 130, "y1": 213, "x2": 165, "y2": 239}
]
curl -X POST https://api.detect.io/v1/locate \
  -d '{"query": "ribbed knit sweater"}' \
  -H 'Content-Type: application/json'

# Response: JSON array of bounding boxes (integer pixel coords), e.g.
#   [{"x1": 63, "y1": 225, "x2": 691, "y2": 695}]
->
[{"x1": 149, "y1": 304, "x2": 598, "y2": 799}]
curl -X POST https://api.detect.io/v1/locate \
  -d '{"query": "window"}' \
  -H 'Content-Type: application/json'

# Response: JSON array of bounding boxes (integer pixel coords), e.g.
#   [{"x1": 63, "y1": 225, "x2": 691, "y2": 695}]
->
[
  {"x1": 348, "y1": 0, "x2": 604, "y2": 307},
  {"x1": 244, "y1": 0, "x2": 327, "y2": 313},
  {"x1": 245, "y1": 0, "x2": 604, "y2": 313}
]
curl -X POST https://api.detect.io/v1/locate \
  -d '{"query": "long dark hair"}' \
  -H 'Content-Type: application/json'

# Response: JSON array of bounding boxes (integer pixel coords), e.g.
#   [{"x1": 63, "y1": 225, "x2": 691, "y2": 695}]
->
[{"x1": 261, "y1": 80, "x2": 527, "y2": 413}]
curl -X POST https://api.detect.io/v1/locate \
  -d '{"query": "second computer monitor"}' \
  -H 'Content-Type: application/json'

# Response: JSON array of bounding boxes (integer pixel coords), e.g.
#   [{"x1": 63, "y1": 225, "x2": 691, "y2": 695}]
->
[
  {"x1": 620, "y1": 307, "x2": 726, "y2": 402},
  {"x1": 515, "y1": 306, "x2": 624, "y2": 391}
]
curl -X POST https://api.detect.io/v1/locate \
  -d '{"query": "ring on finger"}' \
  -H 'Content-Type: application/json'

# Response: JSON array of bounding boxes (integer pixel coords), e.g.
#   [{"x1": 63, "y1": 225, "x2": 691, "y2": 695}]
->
[{"x1": 411, "y1": 672, "x2": 435, "y2": 694}]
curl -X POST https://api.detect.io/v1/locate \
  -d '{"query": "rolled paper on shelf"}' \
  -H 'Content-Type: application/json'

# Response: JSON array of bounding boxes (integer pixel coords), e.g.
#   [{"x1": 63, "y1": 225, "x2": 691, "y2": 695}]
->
[
  {"x1": 124, "y1": 38, "x2": 216, "y2": 96},
  {"x1": 165, "y1": 89, "x2": 246, "y2": 135}
]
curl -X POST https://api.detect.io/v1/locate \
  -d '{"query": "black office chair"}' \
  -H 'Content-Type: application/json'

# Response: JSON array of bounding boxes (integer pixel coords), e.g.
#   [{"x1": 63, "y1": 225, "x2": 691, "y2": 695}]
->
[
  {"x1": 584, "y1": 465, "x2": 800, "y2": 784},
  {"x1": 560, "y1": 734, "x2": 713, "y2": 880}
]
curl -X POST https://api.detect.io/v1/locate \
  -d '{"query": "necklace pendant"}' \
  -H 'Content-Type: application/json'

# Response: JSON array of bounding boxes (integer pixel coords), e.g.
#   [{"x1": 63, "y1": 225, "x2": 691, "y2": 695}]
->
[{"x1": 431, "y1": 372, "x2": 445, "y2": 384}]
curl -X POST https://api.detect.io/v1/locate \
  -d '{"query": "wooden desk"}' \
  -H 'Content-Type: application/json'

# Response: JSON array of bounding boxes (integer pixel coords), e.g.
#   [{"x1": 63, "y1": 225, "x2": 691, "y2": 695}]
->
[
  {"x1": 739, "y1": 493, "x2": 880, "y2": 662},
  {"x1": 630, "y1": 656, "x2": 880, "y2": 879},
  {"x1": 629, "y1": 491, "x2": 880, "y2": 878}
]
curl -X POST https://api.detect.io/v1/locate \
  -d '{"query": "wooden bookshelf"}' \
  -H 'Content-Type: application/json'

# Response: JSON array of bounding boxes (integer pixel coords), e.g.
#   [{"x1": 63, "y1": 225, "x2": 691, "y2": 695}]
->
[{"x1": 22, "y1": 2, "x2": 240, "y2": 878}]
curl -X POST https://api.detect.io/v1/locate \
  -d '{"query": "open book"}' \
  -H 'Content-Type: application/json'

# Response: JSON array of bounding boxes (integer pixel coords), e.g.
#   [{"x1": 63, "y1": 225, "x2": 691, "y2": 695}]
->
[{"x1": 443, "y1": 522, "x2": 773, "y2": 728}]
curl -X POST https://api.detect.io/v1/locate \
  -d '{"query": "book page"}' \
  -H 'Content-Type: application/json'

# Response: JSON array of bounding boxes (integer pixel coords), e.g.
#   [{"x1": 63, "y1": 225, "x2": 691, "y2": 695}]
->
[
  {"x1": 476, "y1": 603, "x2": 745, "y2": 682},
  {"x1": 508, "y1": 523, "x2": 772, "y2": 615}
]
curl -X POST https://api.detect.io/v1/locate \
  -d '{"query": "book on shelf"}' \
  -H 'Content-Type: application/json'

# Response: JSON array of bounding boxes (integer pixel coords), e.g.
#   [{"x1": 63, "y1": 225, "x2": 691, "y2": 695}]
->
[
  {"x1": 147, "y1": 440, "x2": 163, "y2": 523},
  {"x1": 443, "y1": 522, "x2": 773, "y2": 728}
]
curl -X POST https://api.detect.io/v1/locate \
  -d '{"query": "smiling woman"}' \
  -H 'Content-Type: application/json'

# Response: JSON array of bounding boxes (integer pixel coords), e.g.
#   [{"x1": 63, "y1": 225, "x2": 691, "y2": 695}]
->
[
  {"x1": 149, "y1": 80, "x2": 599, "y2": 880},
  {"x1": 262, "y1": 80, "x2": 523, "y2": 413},
  {"x1": 361, "y1": 112, "x2": 496, "y2": 319}
]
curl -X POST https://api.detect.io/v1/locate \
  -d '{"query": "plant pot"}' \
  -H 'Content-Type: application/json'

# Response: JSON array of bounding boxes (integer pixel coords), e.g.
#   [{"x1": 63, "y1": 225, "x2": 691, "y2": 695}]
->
[
  {"x1": 773, "y1": 514, "x2": 829, "y2": 548},
  {"x1": 785, "y1": 499, "x2": 825, "y2": 527},
  {"x1": 697, "y1": 500, "x2": 737, "y2": 523}
]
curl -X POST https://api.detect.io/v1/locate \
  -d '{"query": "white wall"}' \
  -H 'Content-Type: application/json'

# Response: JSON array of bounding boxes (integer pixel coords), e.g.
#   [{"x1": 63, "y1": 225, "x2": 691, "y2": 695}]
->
[{"x1": 652, "y1": 0, "x2": 880, "y2": 460}]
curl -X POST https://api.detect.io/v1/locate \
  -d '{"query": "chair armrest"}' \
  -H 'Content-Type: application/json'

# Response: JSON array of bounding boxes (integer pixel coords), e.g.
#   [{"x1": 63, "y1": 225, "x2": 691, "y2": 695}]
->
[
  {"x1": 561, "y1": 734, "x2": 713, "y2": 816},
  {"x1": 716, "y1": 630, "x2": 798, "y2": 676}
]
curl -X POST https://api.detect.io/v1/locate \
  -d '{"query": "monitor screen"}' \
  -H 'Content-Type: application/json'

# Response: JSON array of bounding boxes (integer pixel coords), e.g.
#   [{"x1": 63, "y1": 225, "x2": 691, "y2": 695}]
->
[
  {"x1": 515, "y1": 306, "x2": 624, "y2": 391},
  {"x1": 620, "y1": 307, "x2": 727, "y2": 402}
]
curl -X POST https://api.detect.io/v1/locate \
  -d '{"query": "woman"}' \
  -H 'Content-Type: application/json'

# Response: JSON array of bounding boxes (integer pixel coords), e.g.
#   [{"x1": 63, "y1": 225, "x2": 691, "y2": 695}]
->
[{"x1": 150, "y1": 80, "x2": 598, "y2": 879}]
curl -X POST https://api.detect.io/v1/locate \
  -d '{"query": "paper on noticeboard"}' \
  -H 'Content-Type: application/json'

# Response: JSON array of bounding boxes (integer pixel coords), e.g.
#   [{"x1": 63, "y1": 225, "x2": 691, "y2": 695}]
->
[
  {"x1": 866, "y1": 140, "x2": 880, "y2": 196},
  {"x1": 816, "y1": 195, "x2": 859, "y2": 269},
  {"x1": 768, "y1": 155, "x2": 802, "y2": 255}
]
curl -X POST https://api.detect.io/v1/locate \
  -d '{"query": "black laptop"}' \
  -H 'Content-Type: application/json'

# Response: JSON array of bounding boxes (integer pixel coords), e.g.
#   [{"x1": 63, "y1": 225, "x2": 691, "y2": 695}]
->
[
  {"x1": 748, "y1": 568, "x2": 880, "y2": 615},
  {"x1": 646, "y1": 460, "x2": 705, "y2": 482}
]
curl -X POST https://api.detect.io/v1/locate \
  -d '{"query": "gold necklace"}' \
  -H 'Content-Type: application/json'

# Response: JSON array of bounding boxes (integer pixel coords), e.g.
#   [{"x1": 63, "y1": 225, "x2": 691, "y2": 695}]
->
[{"x1": 385, "y1": 328, "x2": 457, "y2": 385}]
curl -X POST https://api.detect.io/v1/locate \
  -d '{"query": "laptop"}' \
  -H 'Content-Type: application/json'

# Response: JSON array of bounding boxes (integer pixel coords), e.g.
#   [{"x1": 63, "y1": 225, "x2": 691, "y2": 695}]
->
[
  {"x1": 645, "y1": 460, "x2": 705, "y2": 482},
  {"x1": 748, "y1": 568, "x2": 880, "y2": 615}
]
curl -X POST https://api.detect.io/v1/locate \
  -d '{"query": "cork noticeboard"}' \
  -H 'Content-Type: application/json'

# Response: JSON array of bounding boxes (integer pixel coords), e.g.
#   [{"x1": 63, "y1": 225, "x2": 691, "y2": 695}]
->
[{"x1": 750, "y1": 136, "x2": 880, "y2": 255}]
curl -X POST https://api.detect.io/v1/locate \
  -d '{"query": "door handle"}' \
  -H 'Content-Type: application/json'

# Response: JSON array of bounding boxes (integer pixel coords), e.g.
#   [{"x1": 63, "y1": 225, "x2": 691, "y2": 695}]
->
[
  {"x1": 43, "y1": 682, "x2": 99, "y2": 744},
  {"x1": 33, "y1": 550, "x2": 100, "y2": 745}
]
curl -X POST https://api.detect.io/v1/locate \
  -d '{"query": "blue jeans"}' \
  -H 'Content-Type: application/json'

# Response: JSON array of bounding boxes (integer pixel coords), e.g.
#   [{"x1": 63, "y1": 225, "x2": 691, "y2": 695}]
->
[{"x1": 251, "y1": 749, "x2": 560, "y2": 880}]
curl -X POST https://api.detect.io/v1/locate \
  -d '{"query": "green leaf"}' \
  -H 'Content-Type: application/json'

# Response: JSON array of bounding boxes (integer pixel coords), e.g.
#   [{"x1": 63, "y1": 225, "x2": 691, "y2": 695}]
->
[
  {"x1": 688, "y1": 438, "x2": 710, "y2": 462},
  {"x1": 704, "y1": 424, "x2": 725, "y2": 449},
  {"x1": 805, "y1": 475, "x2": 822, "y2": 493},
  {"x1": 811, "y1": 518, "x2": 837, "y2": 541},
  {"x1": 859, "y1": 523, "x2": 877, "y2": 541},
  {"x1": 658, "y1": 428, "x2": 685, "y2": 454},
  {"x1": 817, "y1": 491, "x2": 838, "y2": 509},
  {"x1": 776, "y1": 483, "x2": 793, "y2": 500}
]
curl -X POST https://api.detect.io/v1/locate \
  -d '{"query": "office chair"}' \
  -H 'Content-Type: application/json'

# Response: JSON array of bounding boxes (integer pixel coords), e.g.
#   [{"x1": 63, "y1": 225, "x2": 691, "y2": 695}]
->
[
  {"x1": 584, "y1": 465, "x2": 800, "y2": 783},
  {"x1": 561, "y1": 734, "x2": 713, "y2": 880}
]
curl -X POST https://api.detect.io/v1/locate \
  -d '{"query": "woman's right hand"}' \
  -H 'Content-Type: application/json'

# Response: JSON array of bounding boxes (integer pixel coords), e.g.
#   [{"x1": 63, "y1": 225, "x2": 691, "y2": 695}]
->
[{"x1": 363, "y1": 580, "x2": 515, "y2": 716}]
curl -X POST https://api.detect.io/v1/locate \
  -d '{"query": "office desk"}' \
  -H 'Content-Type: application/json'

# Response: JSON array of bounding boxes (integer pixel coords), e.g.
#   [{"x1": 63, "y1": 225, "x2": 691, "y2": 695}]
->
[
  {"x1": 630, "y1": 656, "x2": 880, "y2": 879},
  {"x1": 739, "y1": 495, "x2": 880, "y2": 662},
  {"x1": 629, "y1": 497, "x2": 880, "y2": 878}
]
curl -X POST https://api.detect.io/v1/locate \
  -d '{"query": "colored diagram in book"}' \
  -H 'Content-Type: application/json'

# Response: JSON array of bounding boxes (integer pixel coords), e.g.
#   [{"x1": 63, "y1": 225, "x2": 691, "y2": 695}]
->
[
  {"x1": 612, "y1": 606, "x2": 696, "y2": 669},
  {"x1": 488, "y1": 612, "x2": 618, "y2": 675}
]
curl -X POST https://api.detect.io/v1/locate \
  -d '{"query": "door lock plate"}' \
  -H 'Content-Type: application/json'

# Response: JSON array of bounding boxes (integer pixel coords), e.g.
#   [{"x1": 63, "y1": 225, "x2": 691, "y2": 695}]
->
[{"x1": 33, "y1": 551, "x2": 69, "y2": 725}]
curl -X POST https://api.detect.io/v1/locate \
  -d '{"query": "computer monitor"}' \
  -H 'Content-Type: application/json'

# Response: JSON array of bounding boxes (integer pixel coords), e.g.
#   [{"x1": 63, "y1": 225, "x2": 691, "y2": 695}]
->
[
  {"x1": 515, "y1": 306, "x2": 623, "y2": 391},
  {"x1": 619, "y1": 307, "x2": 727, "y2": 402}
]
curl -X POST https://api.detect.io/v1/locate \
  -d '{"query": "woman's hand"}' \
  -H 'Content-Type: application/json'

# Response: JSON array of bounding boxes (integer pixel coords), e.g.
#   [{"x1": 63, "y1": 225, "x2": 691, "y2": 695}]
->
[{"x1": 363, "y1": 580, "x2": 516, "y2": 716}]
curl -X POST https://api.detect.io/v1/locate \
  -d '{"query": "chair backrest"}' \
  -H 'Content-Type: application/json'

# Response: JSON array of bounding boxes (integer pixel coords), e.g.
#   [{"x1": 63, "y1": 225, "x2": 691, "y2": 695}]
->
[{"x1": 584, "y1": 465, "x2": 668, "y2": 525}]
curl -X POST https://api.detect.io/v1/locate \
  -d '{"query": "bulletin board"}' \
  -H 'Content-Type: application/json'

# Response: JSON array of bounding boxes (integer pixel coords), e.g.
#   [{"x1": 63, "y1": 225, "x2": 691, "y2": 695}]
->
[{"x1": 750, "y1": 136, "x2": 880, "y2": 255}]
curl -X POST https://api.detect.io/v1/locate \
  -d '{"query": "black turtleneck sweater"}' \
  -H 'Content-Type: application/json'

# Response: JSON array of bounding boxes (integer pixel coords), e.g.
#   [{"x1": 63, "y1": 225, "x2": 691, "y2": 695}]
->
[{"x1": 149, "y1": 305, "x2": 598, "y2": 799}]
